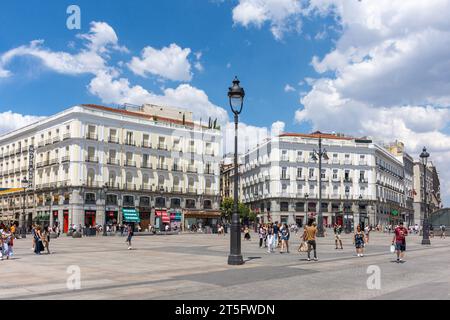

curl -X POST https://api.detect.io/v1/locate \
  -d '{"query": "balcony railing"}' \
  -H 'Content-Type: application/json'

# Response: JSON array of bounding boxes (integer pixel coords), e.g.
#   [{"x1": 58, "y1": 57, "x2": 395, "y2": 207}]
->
[
  {"x1": 50, "y1": 158, "x2": 59, "y2": 165},
  {"x1": 157, "y1": 164, "x2": 168, "y2": 171},
  {"x1": 171, "y1": 164, "x2": 181, "y2": 172},
  {"x1": 141, "y1": 184, "x2": 152, "y2": 191},
  {"x1": 107, "y1": 158, "x2": 120, "y2": 166},
  {"x1": 141, "y1": 162, "x2": 152, "y2": 169},
  {"x1": 187, "y1": 187, "x2": 197, "y2": 194},
  {"x1": 125, "y1": 160, "x2": 136, "y2": 167},
  {"x1": 359, "y1": 161, "x2": 368, "y2": 166},
  {"x1": 205, "y1": 150, "x2": 215, "y2": 156},
  {"x1": 86, "y1": 133, "x2": 98, "y2": 140},
  {"x1": 108, "y1": 136, "x2": 119, "y2": 144},
  {"x1": 359, "y1": 178, "x2": 368, "y2": 183},
  {"x1": 172, "y1": 186, "x2": 183, "y2": 193},
  {"x1": 158, "y1": 143, "x2": 168, "y2": 150},
  {"x1": 85, "y1": 199, "x2": 96, "y2": 205},
  {"x1": 124, "y1": 140, "x2": 136, "y2": 146},
  {"x1": 142, "y1": 141, "x2": 152, "y2": 149},
  {"x1": 86, "y1": 156, "x2": 99, "y2": 163},
  {"x1": 204, "y1": 189, "x2": 215, "y2": 196},
  {"x1": 52, "y1": 137, "x2": 61, "y2": 144},
  {"x1": 172, "y1": 145, "x2": 182, "y2": 152},
  {"x1": 280, "y1": 156, "x2": 289, "y2": 162},
  {"x1": 124, "y1": 183, "x2": 137, "y2": 191},
  {"x1": 63, "y1": 133, "x2": 71, "y2": 140},
  {"x1": 204, "y1": 167, "x2": 215, "y2": 175},
  {"x1": 280, "y1": 175, "x2": 290, "y2": 180},
  {"x1": 187, "y1": 165, "x2": 197, "y2": 173},
  {"x1": 37, "y1": 141, "x2": 45, "y2": 148},
  {"x1": 344, "y1": 178, "x2": 353, "y2": 183},
  {"x1": 296, "y1": 175, "x2": 305, "y2": 180},
  {"x1": 61, "y1": 156, "x2": 70, "y2": 163}
]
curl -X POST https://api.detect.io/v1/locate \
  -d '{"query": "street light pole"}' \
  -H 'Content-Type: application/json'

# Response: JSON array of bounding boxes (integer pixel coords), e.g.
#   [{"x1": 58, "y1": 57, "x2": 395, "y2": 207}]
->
[
  {"x1": 103, "y1": 184, "x2": 108, "y2": 236},
  {"x1": 312, "y1": 136, "x2": 328, "y2": 237},
  {"x1": 420, "y1": 147, "x2": 430, "y2": 245},
  {"x1": 21, "y1": 177, "x2": 29, "y2": 237},
  {"x1": 228, "y1": 77, "x2": 245, "y2": 266}
]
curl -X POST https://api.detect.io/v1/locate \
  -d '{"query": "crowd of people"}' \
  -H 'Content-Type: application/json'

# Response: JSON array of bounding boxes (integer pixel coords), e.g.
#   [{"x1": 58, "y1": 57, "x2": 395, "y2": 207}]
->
[{"x1": 250, "y1": 219, "x2": 447, "y2": 263}]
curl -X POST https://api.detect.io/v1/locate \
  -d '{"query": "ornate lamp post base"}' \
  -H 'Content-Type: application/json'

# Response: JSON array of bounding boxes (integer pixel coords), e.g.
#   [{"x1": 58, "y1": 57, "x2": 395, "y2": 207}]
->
[{"x1": 228, "y1": 254, "x2": 244, "y2": 265}]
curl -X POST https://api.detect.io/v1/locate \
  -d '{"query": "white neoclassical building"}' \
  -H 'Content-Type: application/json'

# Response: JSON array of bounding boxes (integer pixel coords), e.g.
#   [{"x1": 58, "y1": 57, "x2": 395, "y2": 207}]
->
[
  {"x1": 0, "y1": 103, "x2": 222, "y2": 232},
  {"x1": 240, "y1": 132, "x2": 407, "y2": 229}
]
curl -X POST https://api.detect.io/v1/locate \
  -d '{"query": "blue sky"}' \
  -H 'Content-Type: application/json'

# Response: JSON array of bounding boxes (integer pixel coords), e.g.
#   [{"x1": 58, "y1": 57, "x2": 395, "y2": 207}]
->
[
  {"x1": 0, "y1": 0, "x2": 449, "y2": 204},
  {"x1": 0, "y1": 0, "x2": 333, "y2": 131}
]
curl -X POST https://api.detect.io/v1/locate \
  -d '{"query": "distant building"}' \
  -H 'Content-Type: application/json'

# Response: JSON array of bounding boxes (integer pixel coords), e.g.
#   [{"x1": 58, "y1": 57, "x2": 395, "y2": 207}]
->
[{"x1": 240, "y1": 131, "x2": 407, "y2": 229}]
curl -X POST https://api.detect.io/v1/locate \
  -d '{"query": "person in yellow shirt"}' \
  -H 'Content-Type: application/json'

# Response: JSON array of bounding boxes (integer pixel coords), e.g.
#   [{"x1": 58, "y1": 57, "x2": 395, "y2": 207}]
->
[
  {"x1": 10, "y1": 224, "x2": 16, "y2": 239},
  {"x1": 303, "y1": 219, "x2": 318, "y2": 261}
]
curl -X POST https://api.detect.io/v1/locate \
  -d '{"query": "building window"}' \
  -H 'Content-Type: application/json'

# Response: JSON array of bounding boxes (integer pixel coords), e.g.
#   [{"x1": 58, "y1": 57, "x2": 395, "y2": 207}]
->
[
  {"x1": 170, "y1": 198, "x2": 181, "y2": 208},
  {"x1": 295, "y1": 202, "x2": 304, "y2": 212},
  {"x1": 203, "y1": 200, "x2": 212, "y2": 209},
  {"x1": 106, "y1": 194, "x2": 118, "y2": 206},
  {"x1": 185, "y1": 199, "x2": 196, "y2": 209},
  {"x1": 85, "y1": 193, "x2": 96, "y2": 204},
  {"x1": 139, "y1": 196, "x2": 150, "y2": 207},
  {"x1": 280, "y1": 202, "x2": 289, "y2": 212},
  {"x1": 123, "y1": 195, "x2": 135, "y2": 207},
  {"x1": 155, "y1": 197, "x2": 166, "y2": 208},
  {"x1": 309, "y1": 168, "x2": 315, "y2": 178}
]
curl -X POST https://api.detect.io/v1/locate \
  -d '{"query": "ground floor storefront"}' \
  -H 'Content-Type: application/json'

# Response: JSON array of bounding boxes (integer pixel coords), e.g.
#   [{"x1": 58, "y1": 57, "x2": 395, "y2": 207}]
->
[{"x1": 184, "y1": 210, "x2": 222, "y2": 233}]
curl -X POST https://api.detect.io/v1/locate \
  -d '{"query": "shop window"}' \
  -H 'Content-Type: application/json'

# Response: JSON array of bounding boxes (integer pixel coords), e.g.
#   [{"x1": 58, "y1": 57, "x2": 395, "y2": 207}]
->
[{"x1": 295, "y1": 202, "x2": 304, "y2": 212}]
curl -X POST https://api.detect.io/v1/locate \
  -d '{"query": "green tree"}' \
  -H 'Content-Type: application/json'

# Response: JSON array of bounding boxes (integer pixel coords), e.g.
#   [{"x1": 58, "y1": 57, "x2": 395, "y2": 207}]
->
[{"x1": 220, "y1": 198, "x2": 252, "y2": 222}]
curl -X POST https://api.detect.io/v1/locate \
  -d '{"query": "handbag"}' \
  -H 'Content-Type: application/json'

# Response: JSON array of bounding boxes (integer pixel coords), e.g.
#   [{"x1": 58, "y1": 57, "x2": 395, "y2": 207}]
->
[
  {"x1": 298, "y1": 241, "x2": 308, "y2": 252},
  {"x1": 390, "y1": 244, "x2": 396, "y2": 253}
]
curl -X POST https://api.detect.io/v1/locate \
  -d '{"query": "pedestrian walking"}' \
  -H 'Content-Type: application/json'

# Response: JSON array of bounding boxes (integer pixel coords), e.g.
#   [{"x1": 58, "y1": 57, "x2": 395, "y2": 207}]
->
[
  {"x1": 430, "y1": 224, "x2": 434, "y2": 238},
  {"x1": 273, "y1": 222, "x2": 279, "y2": 249},
  {"x1": 126, "y1": 224, "x2": 134, "y2": 250},
  {"x1": 34, "y1": 226, "x2": 44, "y2": 255},
  {"x1": 266, "y1": 224, "x2": 274, "y2": 253},
  {"x1": 280, "y1": 223, "x2": 290, "y2": 254},
  {"x1": 31, "y1": 224, "x2": 36, "y2": 251},
  {"x1": 244, "y1": 226, "x2": 251, "y2": 241},
  {"x1": 1, "y1": 227, "x2": 13, "y2": 260},
  {"x1": 440, "y1": 224, "x2": 446, "y2": 239},
  {"x1": 334, "y1": 224, "x2": 343, "y2": 250},
  {"x1": 303, "y1": 219, "x2": 318, "y2": 261},
  {"x1": 392, "y1": 221, "x2": 408, "y2": 263},
  {"x1": 354, "y1": 225, "x2": 366, "y2": 257},
  {"x1": 41, "y1": 226, "x2": 51, "y2": 254},
  {"x1": 258, "y1": 225, "x2": 266, "y2": 248},
  {"x1": 364, "y1": 225, "x2": 371, "y2": 244}
]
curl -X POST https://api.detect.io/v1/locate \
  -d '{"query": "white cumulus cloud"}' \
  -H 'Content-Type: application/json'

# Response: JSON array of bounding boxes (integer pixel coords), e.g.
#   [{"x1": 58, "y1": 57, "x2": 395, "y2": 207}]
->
[
  {"x1": 0, "y1": 111, "x2": 46, "y2": 136},
  {"x1": 232, "y1": 0, "x2": 302, "y2": 40},
  {"x1": 128, "y1": 44, "x2": 193, "y2": 82}
]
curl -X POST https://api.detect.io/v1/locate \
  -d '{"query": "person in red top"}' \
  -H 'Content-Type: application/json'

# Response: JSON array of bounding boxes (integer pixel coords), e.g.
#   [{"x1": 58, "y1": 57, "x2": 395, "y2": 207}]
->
[{"x1": 392, "y1": 221, "x2": 408, "y2": 263}]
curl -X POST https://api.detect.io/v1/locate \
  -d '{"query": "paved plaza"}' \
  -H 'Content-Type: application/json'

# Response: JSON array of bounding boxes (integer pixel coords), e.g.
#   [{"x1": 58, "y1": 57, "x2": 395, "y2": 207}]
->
[{"x1": 1, "y1": 231, "x2": 449, "y2": 300}]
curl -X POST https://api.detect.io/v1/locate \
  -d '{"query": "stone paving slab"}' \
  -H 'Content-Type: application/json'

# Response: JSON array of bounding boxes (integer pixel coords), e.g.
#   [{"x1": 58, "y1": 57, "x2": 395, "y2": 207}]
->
[{"x1": 1, "y1": 232, "x2": 449, "y2": 300}]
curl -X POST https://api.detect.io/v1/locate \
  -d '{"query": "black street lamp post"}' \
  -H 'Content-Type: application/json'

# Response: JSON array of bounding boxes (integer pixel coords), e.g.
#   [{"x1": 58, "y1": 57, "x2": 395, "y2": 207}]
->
[
  {"x1": 21, "y1": 177, "x2": 29, "y2": 237},
  {"x1": 103, "y1": 184, "x2": 108, "y2": 236},
  {"x1": 345, "y1": 188, "x2": 351, "y2": 233},
  {"x1": 312, "y1": 136, "x2": 328, "y2": 237},
  {"x1": 228, "y1": 77, "x2": 245, "y2": 266},
  {"x1": 420, "y1": 147, "x2": 431, "y2": 245}
]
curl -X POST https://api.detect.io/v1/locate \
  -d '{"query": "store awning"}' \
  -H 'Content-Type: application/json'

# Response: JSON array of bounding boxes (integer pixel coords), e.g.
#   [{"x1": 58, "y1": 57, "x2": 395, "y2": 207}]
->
[
  {"x1": 184, "y1": 210, "x2": 221, "y2": 218},
  {"x1": 123, "y1": 208, "x2": 140, "y2": 222},
  {"x1": 156, "y1": 210, "x2": 170, "y2": 223}
]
